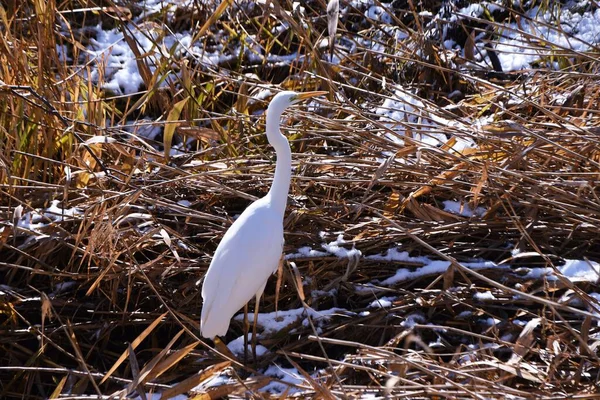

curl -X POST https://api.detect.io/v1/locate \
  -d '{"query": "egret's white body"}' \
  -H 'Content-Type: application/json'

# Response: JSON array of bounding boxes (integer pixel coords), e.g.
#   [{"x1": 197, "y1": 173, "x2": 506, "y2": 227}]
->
[{"x1": 200, "y1": 90, "x2": 326, "y2": 339}]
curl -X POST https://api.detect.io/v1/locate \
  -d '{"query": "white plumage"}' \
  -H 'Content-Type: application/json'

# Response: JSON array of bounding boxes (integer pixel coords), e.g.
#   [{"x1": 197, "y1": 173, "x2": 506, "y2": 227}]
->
[{"x1": 200, "y1": 90, "x2": 327, "y2": 339}]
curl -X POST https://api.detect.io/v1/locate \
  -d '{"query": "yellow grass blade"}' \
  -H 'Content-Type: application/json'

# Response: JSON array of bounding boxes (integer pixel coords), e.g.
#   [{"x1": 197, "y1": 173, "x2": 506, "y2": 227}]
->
[
  {"x1": 164, "y1": 96, "x2": 190, "y2": 162},
  {"x1": 160, "y1": 361, "x2": 230, "y2": 400}
]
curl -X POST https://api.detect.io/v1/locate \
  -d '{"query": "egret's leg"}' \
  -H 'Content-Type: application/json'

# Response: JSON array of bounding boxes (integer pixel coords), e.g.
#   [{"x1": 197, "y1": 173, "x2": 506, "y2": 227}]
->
[
  {"x1": 243, "y1": 303, "x2": 249, "y2": 365},
  {"x1": 252, "y1": 293, "x2": 261, "y2": 363}
]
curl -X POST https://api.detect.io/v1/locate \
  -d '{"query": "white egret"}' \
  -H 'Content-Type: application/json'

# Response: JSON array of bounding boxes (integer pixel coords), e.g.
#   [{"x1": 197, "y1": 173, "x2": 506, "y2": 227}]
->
[{"x1": 200, "y1": 90, "x2": 327, "y2": 339}]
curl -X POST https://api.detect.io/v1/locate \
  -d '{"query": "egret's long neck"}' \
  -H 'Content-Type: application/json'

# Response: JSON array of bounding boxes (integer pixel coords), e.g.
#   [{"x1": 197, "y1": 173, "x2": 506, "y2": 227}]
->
[{"x1": 266, "y1": 106, "x2": 292, "y2": 217}]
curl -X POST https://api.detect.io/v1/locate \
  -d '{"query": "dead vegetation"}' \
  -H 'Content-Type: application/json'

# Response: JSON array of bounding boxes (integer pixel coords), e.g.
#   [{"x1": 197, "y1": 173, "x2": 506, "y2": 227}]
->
[{"x1": 1, "y1": 0, "x2": 600, "y2": 398}]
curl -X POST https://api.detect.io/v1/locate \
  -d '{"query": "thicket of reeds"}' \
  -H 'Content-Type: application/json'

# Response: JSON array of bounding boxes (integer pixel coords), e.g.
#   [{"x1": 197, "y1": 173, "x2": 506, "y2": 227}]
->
[{"x1": 1, "y1": 0, "x2": 600, "y2": 398}]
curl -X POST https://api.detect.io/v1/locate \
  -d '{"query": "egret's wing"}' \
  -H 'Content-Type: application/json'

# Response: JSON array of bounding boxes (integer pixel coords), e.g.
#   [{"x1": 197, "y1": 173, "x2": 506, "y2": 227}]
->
[{"x1": 201, "y1": 201, "x2": 283, "y2": 338}]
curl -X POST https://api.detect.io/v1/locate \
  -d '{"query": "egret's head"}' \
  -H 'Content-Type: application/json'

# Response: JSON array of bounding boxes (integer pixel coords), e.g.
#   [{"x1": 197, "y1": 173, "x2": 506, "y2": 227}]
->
[
  {"x1": 268, "y1": 90, "x2": 328, "y2": 115},
  {"x1": 274, "y1": 91, "x2": 301, "y2": 106}
]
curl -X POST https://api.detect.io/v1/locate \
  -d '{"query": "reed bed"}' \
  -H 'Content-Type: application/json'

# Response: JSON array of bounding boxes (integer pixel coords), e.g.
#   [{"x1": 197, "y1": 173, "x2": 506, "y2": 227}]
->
[{"x1": 1, "y1": 0, "x2": 599, "y2": 398}]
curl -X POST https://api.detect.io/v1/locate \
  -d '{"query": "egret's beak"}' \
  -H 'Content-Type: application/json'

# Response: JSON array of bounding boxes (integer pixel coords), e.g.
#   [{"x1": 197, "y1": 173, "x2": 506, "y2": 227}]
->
[{"x1": 294, "y1": 91, "x2": 328, "y2": 101}]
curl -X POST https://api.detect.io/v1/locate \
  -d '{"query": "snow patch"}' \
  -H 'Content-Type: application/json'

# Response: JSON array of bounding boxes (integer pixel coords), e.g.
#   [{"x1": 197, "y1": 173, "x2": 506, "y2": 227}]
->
[
  {"x1": 526, "y1": 259, "x2": 600, "y2": 282},
  {"x1": 261, "y1": 365, "x2": 305, "y2": 394},
  {"x1": 474, "y1": 291, "x2": 497, "y2": 301},
  {"x1": 234, "y1": 307, "x2": 343, "y2": 335},
  {"x1": 226, "y1": 334, "x2": 269, "y2": 358},
  {"x1": 368, "y1": 296, "x2": 396, "y2": 308},
  {"x1": 443, "y1": 200, "x2": 487, "y2": 217}
]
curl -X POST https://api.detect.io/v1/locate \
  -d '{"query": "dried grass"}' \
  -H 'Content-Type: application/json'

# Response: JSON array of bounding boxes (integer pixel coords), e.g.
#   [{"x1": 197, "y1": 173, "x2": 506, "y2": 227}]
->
[{"x1": 1, "y1": 0, "x2": 600, "y2": 398}]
